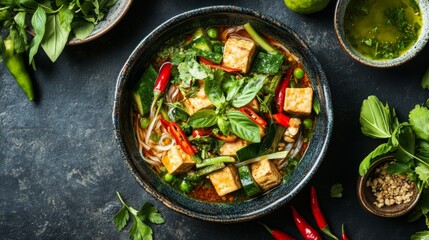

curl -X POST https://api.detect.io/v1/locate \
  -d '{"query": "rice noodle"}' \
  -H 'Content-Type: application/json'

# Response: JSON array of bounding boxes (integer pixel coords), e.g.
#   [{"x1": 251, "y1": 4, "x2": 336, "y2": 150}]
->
[
  {"x1": 221, "y1": 26, "x2": 244, "y2": 41},
  {"x1": 290, "y1": 135, "x2": 304, "y2": 159},
  {"x1": 145, "y1": 115, "x2": 159, "y2": 144},
  {"x1": 277, "y1": 142, "x2": 294, "y2": 167}
]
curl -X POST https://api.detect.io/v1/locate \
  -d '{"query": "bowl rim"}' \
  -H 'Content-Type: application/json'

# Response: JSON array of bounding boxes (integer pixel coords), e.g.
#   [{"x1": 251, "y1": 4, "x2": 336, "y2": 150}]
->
[
  {"x1": 356, "y1": 155, "x2": 421, "y2": 217},
  {"x1": 334, "y1": 0, "x2": 429, "y2": 68},
  {"x1": 112, "y1": 5, "x2": 334, "y2": 222}
]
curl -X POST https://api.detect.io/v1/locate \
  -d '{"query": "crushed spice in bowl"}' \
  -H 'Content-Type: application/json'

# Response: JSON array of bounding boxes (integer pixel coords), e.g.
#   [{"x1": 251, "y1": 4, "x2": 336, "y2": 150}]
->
[{"x1": 357, "y1": 156, "x2": 421, "y2": 217}]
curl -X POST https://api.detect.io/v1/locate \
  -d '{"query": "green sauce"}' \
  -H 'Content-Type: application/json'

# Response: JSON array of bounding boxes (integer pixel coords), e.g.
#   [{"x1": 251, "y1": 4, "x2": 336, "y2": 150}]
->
[{"x1": 344, "y1": 0, "x2": 422, "y2": 60}]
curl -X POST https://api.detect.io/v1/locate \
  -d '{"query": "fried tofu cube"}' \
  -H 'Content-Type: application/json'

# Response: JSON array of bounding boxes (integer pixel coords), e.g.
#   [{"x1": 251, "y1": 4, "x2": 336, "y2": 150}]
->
[
  {"x1": 219, "y1": 139, "x2": 249, "y2": 156},
  {"x1": 250, "y1": 159, "x2": 282, "y2": 191},
  {"x1": 222, "y1": 38, "x2": 256, "y2": 74},
  {"x1": 161, "y1": 145, "x2": 195, "y2": 174},
  {"x1": 284, "y1": 87, "x2": 313, "y2": 116},
  {"x1": 209, "y1": 165, "x2": 242, "y2": 196},
  {"x1": 182, "y1": 80, "x2": 212, "y2": 115}
]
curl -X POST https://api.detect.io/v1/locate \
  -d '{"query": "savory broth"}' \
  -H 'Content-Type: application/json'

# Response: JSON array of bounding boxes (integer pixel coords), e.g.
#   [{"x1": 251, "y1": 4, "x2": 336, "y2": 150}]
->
[
  {"x1": 344, "y1": 0, "x2": 422, "y2": 60},
  {"x1": 132, "y1": 24, "x2": 318, "y2": 202}
]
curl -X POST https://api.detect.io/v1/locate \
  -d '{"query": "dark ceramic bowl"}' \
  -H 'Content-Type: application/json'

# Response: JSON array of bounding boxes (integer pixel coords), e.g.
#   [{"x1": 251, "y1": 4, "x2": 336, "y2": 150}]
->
[
  {"x1": 113, "y1": 6, "x2": 333, "y2": 223},
  {"x1": 334, "y1": 0, "x2": 429, "y2": 68},
  {"x1": 357, "y1": 156, "x2": 421, "y2": 217}
]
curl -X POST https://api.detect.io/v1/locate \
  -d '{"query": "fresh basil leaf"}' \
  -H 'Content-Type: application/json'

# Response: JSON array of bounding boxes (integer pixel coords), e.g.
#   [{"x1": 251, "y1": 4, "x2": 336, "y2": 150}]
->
[
  {"x1": 41, "y1": 6, "x2": 74, "y2": 62},
  {"x1": 19, "y1": 0, "x2": 38, "y2": 10},
  {"x1": 0, "y1": 9, "x2": 12, "y2": 23},
  {"x1": 188, "y1": 109, "x2": 217, "y2": 128},
  {"x1": 100, "y1": 0, "x2": 118, "y2": 9},
  {"x1": 422, "y1": 65, "x2": 429, "y2": 90},
  {"x1": 360, "y1": 95, "x2": 394, "y2": 139},
  {"x1": 29, "y1": 6, "x2": 46, "y2": 67},
  {"x1": 409, "y1": 105, "x2": 429, "y2": 141},
  {"x1": 226, "y1": 110, "x2": 260, "y2": 143},
  {"x1": 231, "y1": 75, "x2": 266, "y2": 108},
  {"x1": 359, "y1": 142, "x2": 395, "y2": 175},
  {"x1": 221, "y1": 74, "x2": 242, "y2": 102},
  {"x1": 411, "y1": 231, "x2": 429, "y2": 240},
  {"x1": 392, "y1": 123, "x2": 415, "y2": 162},
  {"x1": 8, "y1": 27, "x2": 26, "y2": 53},
  {"x1": 387, "y1": 161, "x2": 413, "y2": 175},
  {"x1": 204, "y1": 68, "x2": 225, "y2": 108},
  {"x1": 330, "y1": 183, "x2": 343, "y2": 198},
  {"x1": 113, "y1": 206, "x2": 129, "y2": 231},
  {"x1": 72, "y1": 21, "x2": 94, "y2": 40},
  {"x1": 217, "y1": 116, "x2": 230, "y2": 136},
  {"x1": 1, "y1": 0, "x2": 18, "y2": 7},
  {"x1": 13, "y1": 11, "x2": 28, "y2": 49}
]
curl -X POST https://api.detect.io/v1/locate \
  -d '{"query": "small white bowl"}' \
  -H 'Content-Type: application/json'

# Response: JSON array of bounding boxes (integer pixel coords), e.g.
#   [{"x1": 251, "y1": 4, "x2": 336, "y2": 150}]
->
[{"x1": 334, "y1": 0, "x2": 429, "y2": 68}]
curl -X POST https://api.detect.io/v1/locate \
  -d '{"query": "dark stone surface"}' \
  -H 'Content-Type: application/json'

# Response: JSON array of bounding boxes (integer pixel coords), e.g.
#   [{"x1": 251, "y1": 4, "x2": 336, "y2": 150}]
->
[{"x1": 1, "y1": 0, "x2": 428, "y2": 239}]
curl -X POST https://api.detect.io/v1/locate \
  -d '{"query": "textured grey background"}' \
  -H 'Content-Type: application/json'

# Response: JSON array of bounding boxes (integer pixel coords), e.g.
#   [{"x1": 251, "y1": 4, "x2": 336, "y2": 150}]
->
[{"x1": 1, "y1": 0, "x2": 429, "y2": 239}]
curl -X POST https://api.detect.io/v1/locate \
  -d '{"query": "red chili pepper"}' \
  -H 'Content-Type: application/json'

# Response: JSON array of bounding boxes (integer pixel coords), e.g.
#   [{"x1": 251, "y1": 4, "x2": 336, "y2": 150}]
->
[
  {"x1": 291, "y1": 206, "x2": 322, "y2": 240},
  {"x1": 199, "y1": 57, "x2": 241, "y2": 73},
  {"x1": 150, "y1": 62, "x2": 173, "y2": 114},
  {"x1": 342, "y1": 224, "x2": 349, "y2": 240},
  {"x1": 275, "y1": 67, "x2": 293, "y2": 112},
  {"x1": 258, "y1": 222, "x2": 296, "y2": 240},
  {"x1": 310, "y1": 186, "x2": 339, "y2": 240},
  {"x1": 272, "y1": 113, "x2": 291, "y2": 128},
  {"x1": 192, "y1": 128, "x2": 212, "y2": 138},
  {"x1": 165, "y1": 120, "x2": 195, "y2": 155},
  {"x1": 154, "y1": 62, "x2": 173, "y2": 93},
  {"x1": 239, "y1": 107, "x2": 267, "y2": 126}
]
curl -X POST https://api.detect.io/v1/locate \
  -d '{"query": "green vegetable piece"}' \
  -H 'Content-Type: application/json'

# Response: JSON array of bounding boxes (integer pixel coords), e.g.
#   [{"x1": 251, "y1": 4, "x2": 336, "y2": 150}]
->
[
  {"x1": 243, "y1": 22, "x2": 277, "y2": 53},
  {"x1": 196, "y1": 162, "x2": 225, "y2": 176},
  {"x1": 236, "y1": 143, "x2": 262, "y2": 162},
  {"x1": 192, "y1": 27, "x2": 206, "y2": 40},
  {"x1": 207, "y1": 27, "x2": 218, "y2": 39},
  {"x1": 303, "y1": 118, "x2": 312, "y2": 129},
  {"x1": 359, "y1": 142, "x2": 395, "y2": 175},
  {"x1": 196, "y1": 156, "x2": 235, "y2": 168},
  {"x1": 180, "y1": 181, "x2": 191, "y2": 193},
  {"x1": 164, "y1": 173, "x2": 174, "y2": 183},
  {"x1": 133, "y1": 65, "x2": 158, "y2": 116},
  {"x1": 293, "y1": 67, "x2": 304, "y2": 79},
  {"x1": 212, "y1": 41, "x2": 223, "y2": 54},
  {"x1": 227, "y1": 110, "x2": 261, "y2": 143},
  {"x1": 140, "y1": 117, "x2": 150, "y2": 128},
  {"x1": 3, "y1": 39, "x2": 34, "y2": 101},
  {"x1": 113, "y1": 192, "x2": 164, "y2": 240},
  {"x1": 251, "y1": 52, "x2": 284, "y2": 75},
  {"x1": 168, "y1": 107, "x2": 189, "y2": 123},
  {"x1": 188, "y1": 109, "x2": 218, "y2": 128},
  {"x1": 231, "y1": 75, "x2": 266, "y2": 108},
  {"x1": 194, "y1": 48, "x2": 222, "y2": 64},
  {"x1": 330, "y1": 183, "x2": 343, "y2": 198},
  {"x1": 190, "y1": 36, "x2": 213, "y2": 52},
  {"x1": 238, "y1": 165, "x2": 262, "y2": 197}
]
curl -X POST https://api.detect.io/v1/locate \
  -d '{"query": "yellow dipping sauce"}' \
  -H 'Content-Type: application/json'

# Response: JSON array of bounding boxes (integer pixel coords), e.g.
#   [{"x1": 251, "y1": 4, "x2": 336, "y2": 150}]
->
[{"x1": 344, "y1": 0, "x2": 422, "y2": 60}]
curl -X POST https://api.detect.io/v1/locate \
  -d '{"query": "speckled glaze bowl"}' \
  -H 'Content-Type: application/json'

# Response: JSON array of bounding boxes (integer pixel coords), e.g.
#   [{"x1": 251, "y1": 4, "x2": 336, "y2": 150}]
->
[
  {"x1": 68, "y1": 0, "x2": 133, "y2": 44},
  {"x1": 357, "y1": 156, "x2": 421, "y2": 217},
  {"x1": 113, "y1": 6, "x2": 333, "y2": 223},
  {"x1": 334, "y1": 0, "x2": 429, "y2": 68}
]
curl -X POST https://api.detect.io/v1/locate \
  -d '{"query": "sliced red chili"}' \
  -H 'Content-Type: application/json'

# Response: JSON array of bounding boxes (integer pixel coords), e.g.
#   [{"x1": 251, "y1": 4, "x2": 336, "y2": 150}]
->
[
  {"x1": 239, "y1": 107, "x2": 267, "y2": 126},
  {"x1": 272, "y1": 113, "x2": 291, "y2": 128},
  {"x1": 199, "y1": 57, "x2": 241, "y2": 73},
  {"x1": 160, "y1": 118, "x2": 170, "y2": 130},
  {"x1": 192, "y1": 128, "x2": 212, "y2": 138},
  {"x1": 168, "y1": 121, "x2": 195, "y2": 155},
  {"x1": 275, "y1": 67, "x2": 293, "y2": 112}
]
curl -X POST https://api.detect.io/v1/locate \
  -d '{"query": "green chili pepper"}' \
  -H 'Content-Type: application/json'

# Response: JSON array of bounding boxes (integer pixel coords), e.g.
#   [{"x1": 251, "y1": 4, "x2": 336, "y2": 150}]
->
[{"x1": 3, "y1": 39, "x2": 34, "y2": 101}]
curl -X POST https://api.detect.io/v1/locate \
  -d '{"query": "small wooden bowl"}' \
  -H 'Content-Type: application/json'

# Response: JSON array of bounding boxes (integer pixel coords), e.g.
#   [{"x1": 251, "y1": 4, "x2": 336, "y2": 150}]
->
[{"x1": 357, "y1": 156, "x2": 421, "y2": 217}]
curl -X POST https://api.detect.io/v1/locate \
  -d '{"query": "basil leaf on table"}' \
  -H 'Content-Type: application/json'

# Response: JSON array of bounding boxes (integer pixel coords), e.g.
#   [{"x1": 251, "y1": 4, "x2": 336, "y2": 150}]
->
[
  {"x1": 359, "y1": 142, "x2": 395, "y2": 175},
  {"x1": 188, "y1": 109, "x2": 217, "y2": 128},
  {"x1": 391, "y1": 123, "x2": 416, "y2": 162},
  {"x1": 226, "y1": 110, "x2": 260, "y2": 143},
  {"x1": 231, "y1": 75, "x2": 266, "y2": 108},
  {"x1": 72, "y1": 21, "x2": 94, "y2": 40},
  {"x1": 360, "y1": 95, "x2": 396, "y2": 139},
  {"x1": 416, "y1": 163, "x2": 429, "y2": 188},
  {"x1": 416, "y1": 141, "x2": 429, "y2": 163},
  {"x1": 29, "y1": 6, "x2": 46, "y2": 67},
  {"x1": 422, "y1": 65, "x2": 429, "y2": 90},
  {"x1": 204, "y1": 68, "x2": 225, "y2": 108},
  {"x1": 41, "y1": 6, "x2": 74, "y2": 62},
  {"x1": 409, "y1": 105, "x2": 429, "y2": 141},
  {"x1": 411, "y1": 231, "x2": 429, "y2": 240}
]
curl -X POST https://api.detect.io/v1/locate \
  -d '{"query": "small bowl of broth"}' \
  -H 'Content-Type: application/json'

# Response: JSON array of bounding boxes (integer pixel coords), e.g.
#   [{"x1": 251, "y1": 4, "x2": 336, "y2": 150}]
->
[
  {"x1": 113, "y1": 6, "x2": 333, "y2": 222},
  {"x1": 334, "y1": 0, "x2": 429, "y2": 67}
]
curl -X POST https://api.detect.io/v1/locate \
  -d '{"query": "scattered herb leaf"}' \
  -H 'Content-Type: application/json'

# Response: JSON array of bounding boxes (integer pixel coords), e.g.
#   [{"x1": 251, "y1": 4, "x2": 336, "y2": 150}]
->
[{"x1": 330, "y1": 183, "x2": 343, "y2": 198}]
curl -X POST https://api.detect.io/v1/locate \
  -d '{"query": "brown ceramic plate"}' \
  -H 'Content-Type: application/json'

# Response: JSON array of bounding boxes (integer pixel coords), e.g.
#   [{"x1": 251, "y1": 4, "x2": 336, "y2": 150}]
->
[{"x1": 357, "y1": 156, "x2": 421, "y2": 217}]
